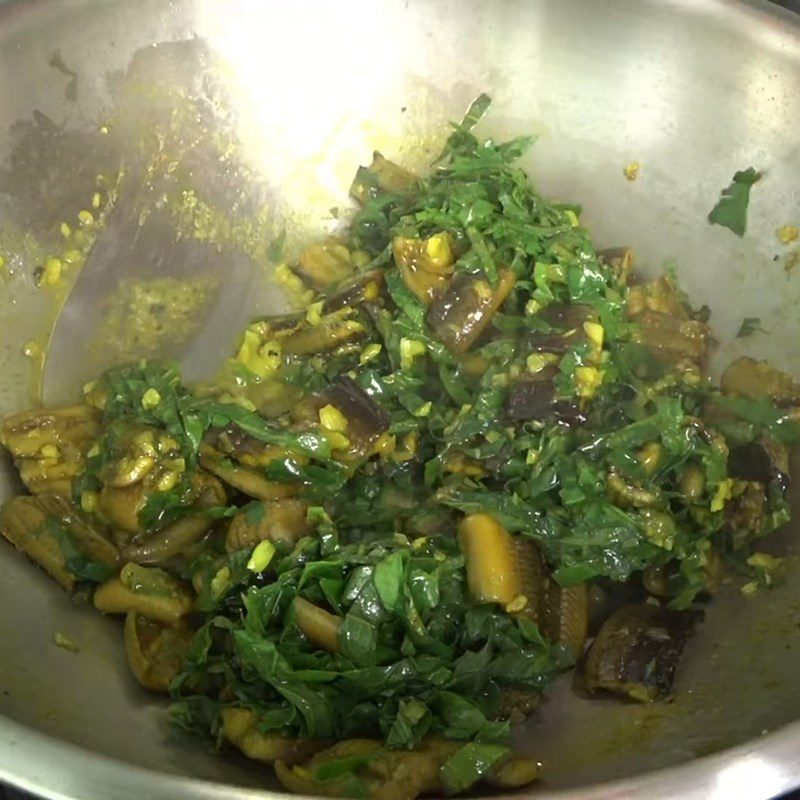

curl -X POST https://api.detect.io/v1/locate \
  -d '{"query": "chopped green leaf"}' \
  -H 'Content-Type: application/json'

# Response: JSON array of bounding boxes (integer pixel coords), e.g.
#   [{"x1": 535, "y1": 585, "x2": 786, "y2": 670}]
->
[
  {"x1": 46, "y1": 520, "x2": 114, "y2": 584},
  {"x1": 736, "y1": 317, "x2": 764, "y2": 338},
  {"x1": 440, "y1": 743, "x2": 510, "y2": 793},
  {"x1": 708, "y1": 167, "x2": 761, "y2": 237},
  {"x1": 717, "y1": 395, "x2": 800, "y2": 443}
]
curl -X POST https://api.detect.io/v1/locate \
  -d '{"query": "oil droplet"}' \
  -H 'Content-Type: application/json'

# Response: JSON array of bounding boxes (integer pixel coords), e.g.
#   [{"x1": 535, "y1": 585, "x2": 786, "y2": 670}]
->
[{"x1": 23, "y1": 341, "x2": 42, "y2": 358}]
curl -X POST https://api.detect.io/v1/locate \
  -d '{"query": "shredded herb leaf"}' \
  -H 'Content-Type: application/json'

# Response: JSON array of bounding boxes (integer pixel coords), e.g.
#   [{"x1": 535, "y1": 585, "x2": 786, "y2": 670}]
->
[
  {"x1": 708, "y1": 167, "x2": 761, "y2": 237},
  {"x1": 441, "y1": 743, "x2": 510, "y2": 793},
  {"x1": 736, "y1": 317, "x2": 764, "y2": 338},
  {"x1": 172, "y1": 533, "x2": 569, "y2": 748}
]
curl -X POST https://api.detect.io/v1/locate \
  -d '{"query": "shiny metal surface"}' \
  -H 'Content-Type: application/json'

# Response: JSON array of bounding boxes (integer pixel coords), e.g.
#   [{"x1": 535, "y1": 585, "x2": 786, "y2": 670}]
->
[{"x1": 1, "y1": 1, "x2": 800, "y2": 798}]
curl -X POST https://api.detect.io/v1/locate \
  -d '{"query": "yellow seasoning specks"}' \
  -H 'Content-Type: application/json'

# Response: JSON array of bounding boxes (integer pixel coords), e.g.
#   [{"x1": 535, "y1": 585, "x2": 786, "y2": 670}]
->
[
  {"x1": 41, "y1": 257, "x2": 63, "y2": 286},
  {"x1": 505, "y1": 595, "x2": 528, "y2": 614},
  {"x1": 53, "y1": 632, "x2": 79, "y2": 653},
  {"x1": 623, "y1": 162, "x2": 641, "y2": 181}
]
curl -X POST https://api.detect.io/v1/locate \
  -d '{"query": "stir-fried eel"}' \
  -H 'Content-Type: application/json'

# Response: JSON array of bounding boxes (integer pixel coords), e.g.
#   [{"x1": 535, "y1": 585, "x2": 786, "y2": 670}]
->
[{"x1": 0, "y1": 95, "x2": 797, "y2": 799}]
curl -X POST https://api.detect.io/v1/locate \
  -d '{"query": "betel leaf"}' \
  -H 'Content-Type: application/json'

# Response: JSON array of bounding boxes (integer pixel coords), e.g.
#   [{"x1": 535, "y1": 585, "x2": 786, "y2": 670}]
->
[
  {"x1": 265, "y1": 458, "x2": 349, "y2": 494},
  {"x1": 232, "y1": 630, "x2": 337, "y2": 738},
  {"x1": 171, "y1": 531, "x2": 565, "y2": 756},
  {"x1": 436, "y1": 691, "x2": 509, "y2": 743},
  {"x1": 339, "y1": 613, "x2": 378, "y2": 667},
  {"x1": 465, "y1": 226, "x2": 499, "y2": 287},
  {"x1": 708, "y1": 167, "x2": 761, "y2": 237},
  {"x1": 384, "y1": 698, "x2": 433, "y2": 748},
  {"x1": 314, "y1": 750, "x2": 382, "y2": 782},
  {"x1": 459, "y1": 93, "x2": 492, "y2": 132},
  {"x1": 736, "y1": 317, "x2": 764, "y2": 338},
  {"x1": 244, "y1": 501, "x2": 267, "y2": 524},
  {"x1": 373, "y1": 550, "x2": 406, "y2": 613},
  {"x1": 169, "y1": 696, "x2": 222, "y2": 739},
  {"x1": 433, "y1": 93, "x2": 493, "y2": 164},
  {"x1": 46, "y1": 520, "x2": 114, "y2": 584},
  {"x1": 273, "y1": 681, "x2": 337, "y2": 739},
  {"x1": 440, "y1": 742, "x2": 510, "y2": 794},
  {"x1": 138, "y1": 483, "x2": 194, "y2": 530},
  {"x1": 385, "y1": 270, "x2": 426, "y2": 329},
  {"x1": 192, "y1": 400, "x2": 332, "y2": 459},
  {"x1": 716, "y1": 395, "x2": 800, "y2": 443},
  {"x1": 408, "y1": 566, "x2": 440, "y2": 613}
]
